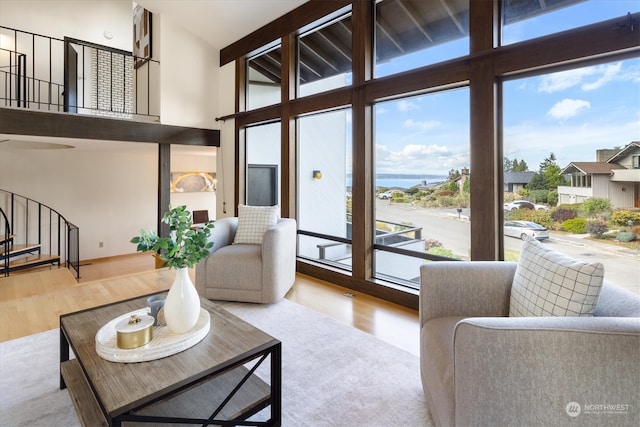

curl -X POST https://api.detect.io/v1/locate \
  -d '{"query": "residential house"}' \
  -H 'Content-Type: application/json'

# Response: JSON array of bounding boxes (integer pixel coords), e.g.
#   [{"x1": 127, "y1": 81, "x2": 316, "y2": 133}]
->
[
  {"x1": 558, "y1": 142, "x2": 640, "y2": 208},
  {"x1": 504, "y1": 171, "x2": 535, "y2": 193},
  {"x1": 0, "y1": 0, "x2": 638, "y2": 307}
]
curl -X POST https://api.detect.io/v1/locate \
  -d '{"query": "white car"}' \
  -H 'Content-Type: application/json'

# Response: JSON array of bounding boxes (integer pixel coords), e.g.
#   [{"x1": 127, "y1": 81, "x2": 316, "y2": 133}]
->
[
  {"x1": 504, "y1": 220, "x2": 550, "y2": 240},
  {"x1": 377, "y1": 190, "x2": 394, "y2": 199},
  {"x1": 504, "y1": 200, "x2": 549, "y2": 211}
]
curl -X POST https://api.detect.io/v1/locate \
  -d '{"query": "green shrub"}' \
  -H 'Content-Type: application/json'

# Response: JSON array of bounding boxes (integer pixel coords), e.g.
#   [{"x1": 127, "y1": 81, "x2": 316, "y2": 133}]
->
[
  {"x1": 561, "y1": 217, "x2": 587, "y2": 234},
  {"x1": 529, "y1": 189, "x2": 548, "y2": 204},
  {"x1": 551, "y1": 208, "x2": 577, "y2": 223},
  {"x1": 580, "y1": 197, "x2": 612, "y2": 217},
  {"x1": 427, "y1": 247, "x2": 461, "y2": 260},
  {"x1": 508, "y1": 209, "x2": 554, "y2": 228},
  {"x1": 547, "y1": 190, "x2": 558, "y2": 207},
  {"x1": 586, "y1": 219, "x2": 608, "y2": 238},
  {"x1": 616, "y1": 232, "x2": 637, "y2": 242},
  {"x1": 610, "y1": 209, "x2": 640, "y2": 226}
]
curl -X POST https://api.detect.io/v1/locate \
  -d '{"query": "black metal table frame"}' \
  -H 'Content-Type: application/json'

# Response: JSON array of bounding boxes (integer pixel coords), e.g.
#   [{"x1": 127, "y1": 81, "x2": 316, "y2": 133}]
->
[{"x1": 60, "y1": 317, "x2": 282, "y2": 427}]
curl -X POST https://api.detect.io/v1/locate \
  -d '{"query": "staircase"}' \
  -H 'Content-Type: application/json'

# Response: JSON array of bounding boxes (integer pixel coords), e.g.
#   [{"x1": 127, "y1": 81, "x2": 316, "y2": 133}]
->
[
  {"x1": 0, "y1": 190, "x2": 79, "y2": 278},
  {"x1": 0, "y1": 232, "x2": 61, "y2": 275}
]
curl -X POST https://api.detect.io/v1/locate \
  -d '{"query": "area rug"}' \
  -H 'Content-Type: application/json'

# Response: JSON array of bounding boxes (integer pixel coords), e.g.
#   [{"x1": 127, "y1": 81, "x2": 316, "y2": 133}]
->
[{"x1": 0, "y1": 298, "x2": 433, "y2": 426}]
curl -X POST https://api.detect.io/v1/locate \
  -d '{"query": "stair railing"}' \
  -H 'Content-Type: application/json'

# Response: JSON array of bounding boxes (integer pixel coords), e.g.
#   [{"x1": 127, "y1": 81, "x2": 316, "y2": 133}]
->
[
  {"x1": 0, "y1": 207, "x2": 10, "y2": 276},
  {"x1": 0, "y1": 189, "x2": 80, "y2": 279}
]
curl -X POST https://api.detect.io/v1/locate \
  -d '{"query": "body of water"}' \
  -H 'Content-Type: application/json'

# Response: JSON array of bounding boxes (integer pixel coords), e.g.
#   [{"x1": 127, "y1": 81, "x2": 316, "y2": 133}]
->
[{"x1": 346, "y1": 176, "x2": 447, "y2": 189}]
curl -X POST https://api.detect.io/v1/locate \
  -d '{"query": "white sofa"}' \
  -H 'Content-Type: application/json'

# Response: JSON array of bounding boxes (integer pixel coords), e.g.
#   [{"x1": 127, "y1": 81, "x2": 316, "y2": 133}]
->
[{"x1": 195, "y1": 217, "x2": 297, "y2": 304}]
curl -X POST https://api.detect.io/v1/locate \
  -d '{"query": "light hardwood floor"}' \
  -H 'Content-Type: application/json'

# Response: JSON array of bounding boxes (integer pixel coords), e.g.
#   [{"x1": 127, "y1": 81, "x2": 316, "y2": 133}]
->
[{"x1": 0, "y1": 255, "x2": 420, "y2": 355}]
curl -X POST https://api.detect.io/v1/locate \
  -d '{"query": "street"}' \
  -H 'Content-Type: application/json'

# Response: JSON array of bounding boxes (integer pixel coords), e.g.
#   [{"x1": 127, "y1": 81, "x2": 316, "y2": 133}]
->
[{"x1": 375, "y1": 199, "x2": 639, "y2": 293}]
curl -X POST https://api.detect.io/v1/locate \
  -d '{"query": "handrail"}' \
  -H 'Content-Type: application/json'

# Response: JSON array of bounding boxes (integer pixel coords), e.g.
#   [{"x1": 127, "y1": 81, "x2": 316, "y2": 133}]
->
[
  {"x1": 0, "y1": 189, "x2": 80, "y2": 279},
  {"x1": 0, "y1": 207, "x2": 10, "y2": 276}
]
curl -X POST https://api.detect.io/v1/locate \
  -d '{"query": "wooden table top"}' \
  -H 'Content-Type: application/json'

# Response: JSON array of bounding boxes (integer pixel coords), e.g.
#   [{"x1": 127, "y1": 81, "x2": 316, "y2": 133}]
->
[{"x1": 60, "y1": 295, "x2": 278, "y2": 418}]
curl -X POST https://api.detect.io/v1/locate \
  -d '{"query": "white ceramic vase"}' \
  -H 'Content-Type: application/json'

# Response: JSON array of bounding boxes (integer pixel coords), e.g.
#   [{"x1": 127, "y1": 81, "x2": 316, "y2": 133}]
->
[{"x1": 163, "y1": 267, "x2": 201, "y2": 334}]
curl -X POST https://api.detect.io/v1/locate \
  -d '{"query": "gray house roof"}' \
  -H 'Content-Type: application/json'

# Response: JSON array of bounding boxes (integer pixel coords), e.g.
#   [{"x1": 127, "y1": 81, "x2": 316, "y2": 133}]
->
[{"x1": 504, "y1": 171, "x2": 535, "y2": 184}]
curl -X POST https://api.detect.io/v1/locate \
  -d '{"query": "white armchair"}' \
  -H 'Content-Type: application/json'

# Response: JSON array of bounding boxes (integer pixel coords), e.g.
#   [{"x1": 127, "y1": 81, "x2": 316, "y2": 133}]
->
[
  {"x1": 195, "y1": 217, "x2": 297, "y2": 303},
  {"x1": 420, "y1": 261, "x2": 640, "y2": 427}
]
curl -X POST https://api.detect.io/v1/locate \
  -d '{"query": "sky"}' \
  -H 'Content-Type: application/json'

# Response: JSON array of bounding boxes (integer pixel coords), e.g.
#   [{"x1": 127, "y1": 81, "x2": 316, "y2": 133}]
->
[{"x1": 371, "y1": 0, "x2": 640, "y2": 176}]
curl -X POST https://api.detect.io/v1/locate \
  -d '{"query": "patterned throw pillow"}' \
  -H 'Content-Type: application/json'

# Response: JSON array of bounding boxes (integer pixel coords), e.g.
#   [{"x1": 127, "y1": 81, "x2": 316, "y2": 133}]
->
[
  {"x1": 509, "y1": 237, "x2": 604, "y2": 317},
  {"x1": 233, "y1": 204, "x2": 279, "y2": 245}
]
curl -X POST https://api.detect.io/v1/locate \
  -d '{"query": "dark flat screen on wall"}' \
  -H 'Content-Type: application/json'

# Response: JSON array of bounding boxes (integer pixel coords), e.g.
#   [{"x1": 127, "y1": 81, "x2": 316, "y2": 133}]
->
[{"x1": 247, "y1": 164, "x2": 278, "y2": 206}]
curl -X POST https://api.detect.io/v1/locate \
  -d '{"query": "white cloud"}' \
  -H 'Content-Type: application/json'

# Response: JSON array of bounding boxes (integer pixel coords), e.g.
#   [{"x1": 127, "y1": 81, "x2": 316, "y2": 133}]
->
[
  {"x1": 538, "y1": 62, "x2": 623, "y2": 93},
  {"x1": 375, "y1": 143, "x2": 464, "y2": 174},
  {"x1": 376, "y1": 107, "x2": 388, "y2": 115},
  {"x1": 547, "y1": 99, "x2": 591, "y2": 120},
  {"x1": 397, "y1": 100, "x2": 419, "y2": 112},
  {"x1": 403, "y1": 119, "x2": 441, "y2": 130}
]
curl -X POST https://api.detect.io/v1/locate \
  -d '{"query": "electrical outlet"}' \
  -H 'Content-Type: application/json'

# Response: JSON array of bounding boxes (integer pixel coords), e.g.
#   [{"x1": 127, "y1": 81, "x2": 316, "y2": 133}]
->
[{"x1": 99, "y1": 242, "x2": 104, "y2": 248}]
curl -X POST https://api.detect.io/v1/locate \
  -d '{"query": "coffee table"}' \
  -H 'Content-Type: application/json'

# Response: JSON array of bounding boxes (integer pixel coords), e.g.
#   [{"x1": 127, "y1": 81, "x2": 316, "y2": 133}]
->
[{"x1": 60, "y1": 294, "x2": 281, "y2": 426}]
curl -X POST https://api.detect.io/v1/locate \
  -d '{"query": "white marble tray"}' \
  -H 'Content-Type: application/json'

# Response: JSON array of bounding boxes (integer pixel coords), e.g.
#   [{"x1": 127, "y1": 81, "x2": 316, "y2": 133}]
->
[{"x1": 95, "y1": 308, "x2": 210, "y2": 363}]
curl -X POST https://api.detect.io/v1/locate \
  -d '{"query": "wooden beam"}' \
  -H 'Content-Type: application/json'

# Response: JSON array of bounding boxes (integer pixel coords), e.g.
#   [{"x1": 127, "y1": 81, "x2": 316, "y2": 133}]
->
[
  {"x1": 0, "y1": 108, "x2": 219, "y2": 146},
  {"x1": 220, "y1": 0, "x2": 351, "y2": 66}
]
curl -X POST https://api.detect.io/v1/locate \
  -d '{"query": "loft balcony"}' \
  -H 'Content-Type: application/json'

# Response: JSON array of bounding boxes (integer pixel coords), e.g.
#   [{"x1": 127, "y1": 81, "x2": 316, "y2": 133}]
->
[{"x1": 0, "y1": 26, "x2": 159, "y2": 121}]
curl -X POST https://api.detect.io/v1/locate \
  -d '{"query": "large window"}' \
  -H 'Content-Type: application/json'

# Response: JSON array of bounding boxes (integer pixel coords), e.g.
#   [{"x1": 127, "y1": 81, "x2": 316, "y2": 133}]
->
[
  {"x1": 503, "y1": 57, "x2": 640, "y2": 262},
  {"x1": 297, "y1": 11, "x2": 352, "y2": 98},
  {"x1": 374, "y1": 89, "x2": 470, "y2": 286},
  {"x1": 297, "y1": 109, "x2": 352, "y2": 271},
  {"x1": 502, "y1": 0, "x2": 639, "y2": 45},
  {"x1": 375, "y1": 0, "x2": 469, "y2": 78},
  {"x1": 246, "y1": 44, "x2": 281, "y2": 110},
  {"x1": 245, "y1": 122, "x2": 281, "y2": 206},
  {"x1": 229, "y1": 1, "x2": 639, "y2": 302}
]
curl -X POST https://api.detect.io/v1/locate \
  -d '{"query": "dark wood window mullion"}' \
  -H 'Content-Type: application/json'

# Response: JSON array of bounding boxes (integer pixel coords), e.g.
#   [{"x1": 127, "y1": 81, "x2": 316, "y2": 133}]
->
[
  {"x1": 350, "y1": 0, "x2": 374, "y2": 282},
  {"x1": 469, "y1": 0, "x2": 500, "y2": 261},
  {"x1": 281, "y1": 34, "x2": 296, "y2": 218}
]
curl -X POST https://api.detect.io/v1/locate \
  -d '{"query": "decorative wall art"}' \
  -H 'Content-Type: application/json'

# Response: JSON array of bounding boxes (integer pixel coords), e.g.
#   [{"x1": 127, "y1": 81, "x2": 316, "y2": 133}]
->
[
  {"x1": 133, "y1": 5, "x2": 152, "y2": 69},
  {"x1": 170, "y1": 172, "x2": 216, "y2": 193}
]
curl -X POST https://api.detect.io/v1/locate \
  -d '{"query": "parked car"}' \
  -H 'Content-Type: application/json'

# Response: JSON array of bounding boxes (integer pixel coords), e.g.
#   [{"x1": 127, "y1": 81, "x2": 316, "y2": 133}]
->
[
  {"x1": 377, "y1": 190, "x2": 394, "y2": 199},
  {"x1": 504, "y1": 200, "x2": 549, "y2": 211},
  {"x1": 504, "y1": 220, "x2": 550, "y2": 240}
]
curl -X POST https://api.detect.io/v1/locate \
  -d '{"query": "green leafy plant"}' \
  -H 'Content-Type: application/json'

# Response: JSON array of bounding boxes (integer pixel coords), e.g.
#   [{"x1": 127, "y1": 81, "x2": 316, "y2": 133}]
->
[
  {"x1": 561, "y1": 217, "x2": 587, "y2": 234},
  {"x1": 130, "y1": 205, "x2": 214, "y2": 269}
]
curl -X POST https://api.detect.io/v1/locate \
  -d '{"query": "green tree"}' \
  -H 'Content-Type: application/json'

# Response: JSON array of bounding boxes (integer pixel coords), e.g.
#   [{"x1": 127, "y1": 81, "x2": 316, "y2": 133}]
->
[
  {"x1": 462, "y1": 178, "x2": 470, "y2": 194},
  {"x1": 504, "y1": 157, "x2": 529, "y2": 172},
  {"x1": 530, "y1": 152, "x2": 566, "y2": 190},
  {"x1": 515, "y1": 159, "x2": 528, "y2": 172},
  {"x1": 448, "y1": 169, "x2": 460, "y2": 181}
]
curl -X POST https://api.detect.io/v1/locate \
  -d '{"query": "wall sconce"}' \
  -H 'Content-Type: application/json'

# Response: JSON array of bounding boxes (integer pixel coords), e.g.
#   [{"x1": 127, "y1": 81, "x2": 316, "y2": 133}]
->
[{"x1": 312, "y1": 170, "x2": 322, "y2": 180}]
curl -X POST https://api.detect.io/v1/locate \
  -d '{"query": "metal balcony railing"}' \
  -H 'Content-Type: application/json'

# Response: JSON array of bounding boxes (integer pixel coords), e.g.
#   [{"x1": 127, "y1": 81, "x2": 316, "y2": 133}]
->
[{"x1": 0, "y1": 26, "x2": 159, "y2": 120}]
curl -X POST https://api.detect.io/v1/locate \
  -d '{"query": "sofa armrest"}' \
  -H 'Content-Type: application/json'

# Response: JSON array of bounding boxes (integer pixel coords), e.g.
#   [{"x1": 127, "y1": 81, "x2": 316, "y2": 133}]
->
[
  {"x1": 454, "y1": 317, "x2": 640, "y2": 426},
  {"x1": 261, "y1": 218, "x2": 297, "y2": 283},
  {"x1": 419, "y1": 261, "x2": 516, "y2": 327}
]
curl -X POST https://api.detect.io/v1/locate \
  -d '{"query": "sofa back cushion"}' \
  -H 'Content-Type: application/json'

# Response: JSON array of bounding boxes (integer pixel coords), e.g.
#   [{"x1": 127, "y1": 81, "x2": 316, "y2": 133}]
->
[{"x1": 510, "y1": 237, "x2": 604, "y2": 317}]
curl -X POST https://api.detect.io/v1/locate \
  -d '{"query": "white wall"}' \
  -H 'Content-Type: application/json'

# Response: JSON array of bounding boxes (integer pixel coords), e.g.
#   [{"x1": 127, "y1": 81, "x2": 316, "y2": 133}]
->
[
  {"x1": 0, "y1": 141, "x2": 157, "y2": 260},
  {"x1": 0, "y1": 0, "x2": 133, "y2": 51},
  {"x1": 157, "y1": 14, "x2": 218, "y2": 128}
]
